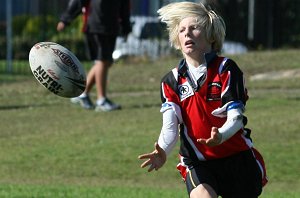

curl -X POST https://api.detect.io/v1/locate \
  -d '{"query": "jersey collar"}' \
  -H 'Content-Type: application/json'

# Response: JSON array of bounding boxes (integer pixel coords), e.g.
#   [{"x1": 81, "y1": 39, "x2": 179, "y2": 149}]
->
[
  {"x1": 178, "y1": 51, "x2": 217, "y2": 76},
  {"x1": 177, "y1": 51, "x2": 217, "y2": 91}
]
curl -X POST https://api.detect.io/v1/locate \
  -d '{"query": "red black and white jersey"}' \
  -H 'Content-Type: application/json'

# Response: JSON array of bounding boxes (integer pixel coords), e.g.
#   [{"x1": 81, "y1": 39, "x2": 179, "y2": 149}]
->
[{"x1": 160, "y1": 52, "x2": 252, "y2": 165}]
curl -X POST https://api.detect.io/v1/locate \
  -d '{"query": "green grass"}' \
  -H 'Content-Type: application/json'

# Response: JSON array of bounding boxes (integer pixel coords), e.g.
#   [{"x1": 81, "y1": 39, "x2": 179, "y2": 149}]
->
[{"x1": 0, "y1": 49, "x2": 300, "y2": 197}]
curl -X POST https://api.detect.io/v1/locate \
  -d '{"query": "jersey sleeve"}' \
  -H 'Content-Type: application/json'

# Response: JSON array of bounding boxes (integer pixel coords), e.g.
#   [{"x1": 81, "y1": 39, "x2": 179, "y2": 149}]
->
[
  {"x1": 211, "y1": 58, "x2": 248, "y2": 118},
  {"x1": 60, "y1": 0, "x2": 88, "y2": 25},
  {"x1": 160, "y1": 71, "x2": 180, "y2": 104},
  {"x1": 219, "y1": 59, "x2": 248, "y2": 107},
  {"x1": 160, "y1": 71, "x2": 183, "y2": 123}
]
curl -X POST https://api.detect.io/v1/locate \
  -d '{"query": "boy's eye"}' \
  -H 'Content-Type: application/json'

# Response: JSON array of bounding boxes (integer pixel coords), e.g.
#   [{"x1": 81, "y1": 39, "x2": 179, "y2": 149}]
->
[
  {"x1": 192, "y1": 25, "x2": 199, "y2": 30},
  {"x1": 179, "y1": 28, "x2": 185, "y2": 33}
]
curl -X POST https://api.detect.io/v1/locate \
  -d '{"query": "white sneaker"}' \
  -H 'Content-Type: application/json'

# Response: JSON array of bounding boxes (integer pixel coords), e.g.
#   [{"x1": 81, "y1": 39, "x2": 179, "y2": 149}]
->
[
  {"x1": 95, "y1": 98, "x2": 121, "y2": 112},
  {"x1": 70, "y1": 96, "x2": 94, "y2": 110}
]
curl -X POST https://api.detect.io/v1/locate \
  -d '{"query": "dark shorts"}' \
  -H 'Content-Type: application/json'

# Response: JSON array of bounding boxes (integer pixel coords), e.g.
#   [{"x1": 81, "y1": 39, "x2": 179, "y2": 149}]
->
[
  {"x1": 85, "y1": 33, "x2": 117, "y2": 62},
  {"x1": 185, "y1": 150, "x2": 262, "y2": 198}
]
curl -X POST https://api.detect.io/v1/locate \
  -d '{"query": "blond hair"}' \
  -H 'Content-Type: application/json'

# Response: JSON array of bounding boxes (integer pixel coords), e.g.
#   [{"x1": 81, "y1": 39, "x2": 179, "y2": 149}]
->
[{"x1": 157, "y1": 1, "x2": 226, "y2": 52}]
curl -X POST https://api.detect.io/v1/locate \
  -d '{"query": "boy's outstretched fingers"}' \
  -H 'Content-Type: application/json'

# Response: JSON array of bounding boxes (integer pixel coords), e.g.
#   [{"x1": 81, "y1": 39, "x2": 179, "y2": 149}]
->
[
  {"x1": 138, "y1": 149, "x2": 155, "y2": 171},
  {"x1": 138, "y1": 142, "x2": 167, "y2": 172},
  {"x1": 138, "y1": 154, "x2": 152, "y2": 168}
]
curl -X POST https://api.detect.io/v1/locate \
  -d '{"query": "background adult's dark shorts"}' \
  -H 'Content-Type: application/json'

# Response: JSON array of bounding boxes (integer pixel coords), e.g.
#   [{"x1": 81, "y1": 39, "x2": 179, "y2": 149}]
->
[{"x1": 85, "y1": 33, "x2": 117, "y2": 63}]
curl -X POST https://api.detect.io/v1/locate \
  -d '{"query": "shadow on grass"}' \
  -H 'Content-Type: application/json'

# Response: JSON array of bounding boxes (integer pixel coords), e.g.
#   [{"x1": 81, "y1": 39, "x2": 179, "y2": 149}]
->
[
  {"x1": 127, "y1": 103, "x2": 161, "y2": 109},
  {"x1": 0, "y1": 103, "x2": 52, "y2": 111}
]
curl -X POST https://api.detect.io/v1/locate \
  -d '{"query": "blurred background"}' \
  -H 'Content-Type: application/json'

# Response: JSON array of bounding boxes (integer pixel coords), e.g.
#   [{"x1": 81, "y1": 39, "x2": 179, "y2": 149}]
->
[{"x1": 1, "y1": 0, "x2": 300, "y2": 73}]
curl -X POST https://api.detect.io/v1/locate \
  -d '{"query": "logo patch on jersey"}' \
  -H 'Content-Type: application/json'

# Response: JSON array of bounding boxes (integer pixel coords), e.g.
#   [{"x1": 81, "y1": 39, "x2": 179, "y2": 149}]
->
[
  {"x1": 207, "y1": 81, "x2": 222, "y2": 101},
  {"x1": 178, "y1": 81, "x2": 194, "y2": 101}
]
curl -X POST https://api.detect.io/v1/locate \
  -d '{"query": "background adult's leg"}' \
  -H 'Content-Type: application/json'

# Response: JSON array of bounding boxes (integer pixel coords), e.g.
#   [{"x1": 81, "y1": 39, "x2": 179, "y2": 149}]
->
[{"x1": 93, "y1": 60, "x2": 111, "y2": 99}]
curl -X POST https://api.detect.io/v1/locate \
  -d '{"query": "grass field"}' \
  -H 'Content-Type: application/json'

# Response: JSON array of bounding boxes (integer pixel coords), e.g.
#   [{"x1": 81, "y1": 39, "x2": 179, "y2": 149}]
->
[{"x1": 0, "y1": 49, "x2": 300, "y2": 197}]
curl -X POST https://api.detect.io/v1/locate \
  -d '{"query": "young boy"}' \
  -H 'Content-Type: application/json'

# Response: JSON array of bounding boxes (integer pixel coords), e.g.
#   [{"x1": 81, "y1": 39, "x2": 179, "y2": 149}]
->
[{"x1": 138, "y1": 2, "x2": 267, "y2": 198}]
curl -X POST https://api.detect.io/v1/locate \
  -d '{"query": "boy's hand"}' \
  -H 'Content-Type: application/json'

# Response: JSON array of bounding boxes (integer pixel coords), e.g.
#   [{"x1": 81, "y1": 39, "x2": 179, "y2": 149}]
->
[
  {"x1": 138, "y1": 142, "x2": 166, "y2": 172},
  {"x1": 197, "y1": 127, "x2": 222, "y2": 147}
]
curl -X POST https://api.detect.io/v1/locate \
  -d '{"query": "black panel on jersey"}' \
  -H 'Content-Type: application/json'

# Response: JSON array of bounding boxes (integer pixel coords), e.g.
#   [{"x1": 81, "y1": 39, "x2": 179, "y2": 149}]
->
[
  {"x1": 219, "y1": 59, "x2": 248, "y2": 106},
  {"x1": 179, "y1": 124, "x2": 199, "y2": 167}
]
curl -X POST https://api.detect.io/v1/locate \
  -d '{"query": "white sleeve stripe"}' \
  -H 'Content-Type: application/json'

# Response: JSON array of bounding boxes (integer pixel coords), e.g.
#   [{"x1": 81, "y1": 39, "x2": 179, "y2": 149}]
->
[
  {"x1": 172, "y1": 68, "x2": 178, "y2": 81},
  {"x1": 161, "y1": 82, "x2": 167, "y2": 101},
  {"x1": 220, "y1": 70, "x2": 231, "y2": 98},
  {"x1": 218, "y1": 57, "x2": 228, "y2": 74}
]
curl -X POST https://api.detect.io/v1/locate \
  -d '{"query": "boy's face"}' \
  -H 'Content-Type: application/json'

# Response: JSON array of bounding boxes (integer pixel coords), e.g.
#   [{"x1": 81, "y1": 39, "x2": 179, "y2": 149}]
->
[{"x1": 178, "y1": 17, "x2": 211, "y2": 58}]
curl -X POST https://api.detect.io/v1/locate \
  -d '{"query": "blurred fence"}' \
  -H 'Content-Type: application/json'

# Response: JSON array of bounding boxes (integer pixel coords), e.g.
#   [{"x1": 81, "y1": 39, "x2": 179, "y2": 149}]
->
[{"x1": 1, "y1": 0, "x2": 300, "y2": 74}]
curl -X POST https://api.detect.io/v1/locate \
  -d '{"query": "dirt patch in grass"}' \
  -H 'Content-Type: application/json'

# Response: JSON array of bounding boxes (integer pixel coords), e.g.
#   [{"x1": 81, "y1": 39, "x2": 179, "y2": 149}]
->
[{"x1": 250, "y1": 68, "x2": 300, "y2": 81}]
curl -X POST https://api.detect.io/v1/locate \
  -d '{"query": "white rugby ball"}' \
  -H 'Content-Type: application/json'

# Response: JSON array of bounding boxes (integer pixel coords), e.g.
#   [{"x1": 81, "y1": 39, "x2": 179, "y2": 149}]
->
[{"x1": 29, "y1": 42, "x2": 86, "y2": 98}]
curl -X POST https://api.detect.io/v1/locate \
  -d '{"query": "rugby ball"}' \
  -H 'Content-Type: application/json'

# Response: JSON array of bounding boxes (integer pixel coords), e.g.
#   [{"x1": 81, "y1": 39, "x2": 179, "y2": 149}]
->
[{"x1": 29, "y1": 42, "x2": 86, "y2": 98}]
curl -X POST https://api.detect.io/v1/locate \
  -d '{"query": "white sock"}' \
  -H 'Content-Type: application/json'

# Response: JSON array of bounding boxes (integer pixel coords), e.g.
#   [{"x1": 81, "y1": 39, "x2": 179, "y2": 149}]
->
[
  {"x1": 79, "y1": 93, "x2": 88, "y2": 98},
  {"x1": 96, "y1": 97, "x2": 106, "y2": 105}
]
